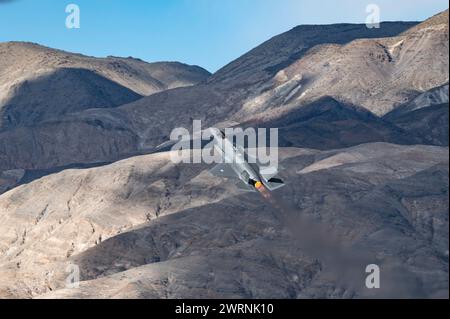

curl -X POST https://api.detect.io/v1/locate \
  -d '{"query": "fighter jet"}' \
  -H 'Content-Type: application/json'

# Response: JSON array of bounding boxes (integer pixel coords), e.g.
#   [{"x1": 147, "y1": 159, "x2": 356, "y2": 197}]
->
[{"x1": 208, "y1": 129, "x2": 285, "y2": 192}]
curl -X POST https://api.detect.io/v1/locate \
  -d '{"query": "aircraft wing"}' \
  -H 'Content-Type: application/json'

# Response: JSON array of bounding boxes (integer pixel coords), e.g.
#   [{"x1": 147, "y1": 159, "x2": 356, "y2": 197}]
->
[
  {"x1": 258, "y1": 166, "x2": 280, "y2": 181},
  {"x1": 257, "y1": 165, "x2": 285, "y2": 191},
  {"x1": 209, "y1": 163, "x2": 238, "y2": 179}
]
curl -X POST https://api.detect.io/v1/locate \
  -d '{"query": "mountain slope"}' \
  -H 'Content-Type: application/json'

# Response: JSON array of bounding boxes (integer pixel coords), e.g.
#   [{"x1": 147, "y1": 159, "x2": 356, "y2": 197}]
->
[
  {"x1": 0, "y1": 42, "x2": 210, "y2": 130},
  {"x1": 245, "y1": 97, "x2": 419, "y2": 149},
  {"x1": 208, "y1": 21, "x2": 419, "y2": 87},
  {"x1": 0, "y1": 42, "x2": 210, "y2": 98},
  {"x1": 387, "y1": 103, "x2": 449, "y2": 146},
  {"x1": 237, "y1": 10, "x2": 448, "y2": 119},
  {"x1": 385, "y1": 83, "x2": 449, "y2": 118},
  {"x1": 383, "y1": 84, "x2": 449, "y2": 146},
  {"x1": 0, "y1": 68, "x2": 142, "y2": 130},
  {"x1": 0, "y1": 144, "x2": 447, "y2": 298},
  {"x1": 0, "y1": 12, "x2": 448, "y2": 182}
]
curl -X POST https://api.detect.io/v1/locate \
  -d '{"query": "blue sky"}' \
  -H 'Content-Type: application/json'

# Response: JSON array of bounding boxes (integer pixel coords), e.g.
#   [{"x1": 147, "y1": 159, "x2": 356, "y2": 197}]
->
[{"x1": 0, "y1": 0, "x2": 448, "y2": 72}]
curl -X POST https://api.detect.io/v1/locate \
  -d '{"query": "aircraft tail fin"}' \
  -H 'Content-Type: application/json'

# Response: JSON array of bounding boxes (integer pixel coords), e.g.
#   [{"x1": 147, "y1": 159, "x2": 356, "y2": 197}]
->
[
  {"x1": 236, "y1": 181, "x2": 257, "y2": 192},
  {"x1": 263, "y1": 177, "x2": 285, "y2": 191}
]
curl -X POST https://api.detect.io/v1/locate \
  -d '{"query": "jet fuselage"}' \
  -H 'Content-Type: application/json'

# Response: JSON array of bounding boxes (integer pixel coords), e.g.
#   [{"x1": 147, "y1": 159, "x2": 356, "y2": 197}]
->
[{"x1": 211, "y1": 130, "x2": 264, "y2": 189}]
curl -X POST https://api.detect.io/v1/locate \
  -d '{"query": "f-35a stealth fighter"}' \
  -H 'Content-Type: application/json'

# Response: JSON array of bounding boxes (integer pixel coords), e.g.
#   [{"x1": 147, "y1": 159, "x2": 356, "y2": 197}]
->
[{"x1": 208, "y1": 129, "x2": 285, "y2": 193}]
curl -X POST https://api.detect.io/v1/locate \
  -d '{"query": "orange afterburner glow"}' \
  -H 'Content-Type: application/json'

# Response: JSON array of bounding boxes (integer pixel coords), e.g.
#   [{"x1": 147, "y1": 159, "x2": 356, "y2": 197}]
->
[{"x1": 255, "y1": 181, "x2": 263, "y2": 189}]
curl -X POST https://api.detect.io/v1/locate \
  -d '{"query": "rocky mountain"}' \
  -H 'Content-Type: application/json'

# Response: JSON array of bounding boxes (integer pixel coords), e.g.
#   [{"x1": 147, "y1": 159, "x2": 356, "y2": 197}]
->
[
  {"x1": 0, "y1": 143, "x2": 447, "y2": 298},
  {"x1": 385, "y1": 83, "x2": 449, "y2": 119},
  {"x1": 244, "y1": 97, "x2": 418, "y2": 149},
  {"x1": 0, "y1": 42, "x2": 210, "y2": 130},
  {"x1": 384, "y1": 84, "x2": 449, "y2": 146},
  {"x1": 0, "y1": 11, "x2": 447, "y2": 176},
  {"x1": 0, "y1": 42, "x2": 210, "y2": 191},
  {"x1": 1, "y1": 67, "x2": 142, "y2": 130},
  {"x1": 0, "y1": 10, "x2": 448, "y2": 299},
  {"x1": 240, "y1": 10, "x2": 448, "y2": 118}
]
